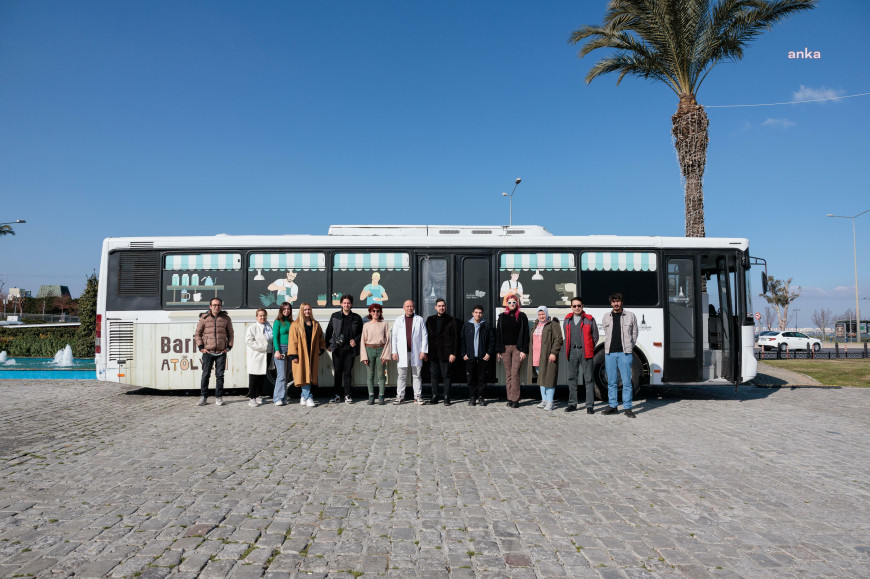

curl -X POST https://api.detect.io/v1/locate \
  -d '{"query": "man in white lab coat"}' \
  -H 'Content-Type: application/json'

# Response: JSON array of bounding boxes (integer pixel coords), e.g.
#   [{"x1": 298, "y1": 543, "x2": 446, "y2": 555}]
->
[{"x1": 391, "y1": 300, "x2": 429, "y2": 404}]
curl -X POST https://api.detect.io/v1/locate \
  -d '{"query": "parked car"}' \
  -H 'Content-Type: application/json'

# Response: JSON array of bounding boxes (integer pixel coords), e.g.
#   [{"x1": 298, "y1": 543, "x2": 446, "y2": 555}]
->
[{"x1": 757, "y1": 331, "x2": 822, "y2": 352}]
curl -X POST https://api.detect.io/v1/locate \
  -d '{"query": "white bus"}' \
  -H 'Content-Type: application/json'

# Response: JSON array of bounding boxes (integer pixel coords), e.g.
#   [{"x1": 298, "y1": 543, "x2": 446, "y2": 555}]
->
[{"x1": 95, "y1": 225, "x2": 759, "y2": 398}]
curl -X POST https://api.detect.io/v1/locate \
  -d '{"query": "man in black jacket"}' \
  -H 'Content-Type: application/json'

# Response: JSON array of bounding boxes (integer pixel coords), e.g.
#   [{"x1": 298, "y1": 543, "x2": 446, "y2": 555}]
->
[
  {"x1": 461, "y1": 305, "x2": 494, "y2": 406},
  {"x1": 425, "y1": 298, "x2": 458, "y2": 405},
  {"x1": 325, "y1": 294, "x2": 363, "y2": 404}
]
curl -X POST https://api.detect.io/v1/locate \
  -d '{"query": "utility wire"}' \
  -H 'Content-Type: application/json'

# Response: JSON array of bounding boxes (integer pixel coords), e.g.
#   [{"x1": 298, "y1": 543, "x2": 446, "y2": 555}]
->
[{"x1": 706, "y1": 91, "x2": 870, "y2": 108}]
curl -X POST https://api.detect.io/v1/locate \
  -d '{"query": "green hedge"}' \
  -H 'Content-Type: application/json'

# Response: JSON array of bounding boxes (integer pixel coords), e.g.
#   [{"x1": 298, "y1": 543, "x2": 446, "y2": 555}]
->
[
  {"x1": 0, "y1": 326, "x2": 80, "y2": 358},
  {"x1": 0, "y1": 274, "x2": 98, "y2": 359}
]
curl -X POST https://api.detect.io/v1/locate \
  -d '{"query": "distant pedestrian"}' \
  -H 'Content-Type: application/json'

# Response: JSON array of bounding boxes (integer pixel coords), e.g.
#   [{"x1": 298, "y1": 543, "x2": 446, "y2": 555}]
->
[
  {"x1": 194, "y1": 298, "x2": 234, "y2": 406},
  {"x1": 289, "y1": 302, "x2": 326, "y2": 407},
  {"x1": 563, "y1": 297, "x2": 599, "y2": 414},
  {"x1": 244, "y1": 308, "x2": 272, "y2": 407},
  {"x1": 325, "y1": 295, "x2": 363, "y2": 404},
  {"x1": 529, "y1": 306, "x2": 562, "y2": 411},
  {"x1": 461, "y1": 305, "x2": 494, "y2": 406},
  {"x1": 425, "y1": 298, "x2": 458, "y2": 405},
  {"x1": 271, "y1": 302, "x2": 293, "y2": 406},
  {"x1": 495, "y1": 296, "x2": 529, "y2": 408},
  {"x1": 391, "y1": 300, "x2": 428, "y2": 404},
  {"x1": 360, "y1": 303, "x2": 392, "y2": 405},
  {"x1": 602, "y1": 293, "x2": 639, "y2": 418}
]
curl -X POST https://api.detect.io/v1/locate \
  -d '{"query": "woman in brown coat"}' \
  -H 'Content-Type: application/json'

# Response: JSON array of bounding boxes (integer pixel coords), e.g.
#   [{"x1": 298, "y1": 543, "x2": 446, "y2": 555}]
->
[
  {"x1": 288, "y1": 302, "x2": 327, "y2": 407},
  {"x1": 528, "y1": 306, "x2": 563, "y2": 411}
]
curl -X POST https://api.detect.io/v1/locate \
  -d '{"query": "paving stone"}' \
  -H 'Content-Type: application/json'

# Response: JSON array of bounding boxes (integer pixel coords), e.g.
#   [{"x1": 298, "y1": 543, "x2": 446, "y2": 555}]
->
[{"x1": 0, "y1": 380, "x2": 869, "y2": 578}]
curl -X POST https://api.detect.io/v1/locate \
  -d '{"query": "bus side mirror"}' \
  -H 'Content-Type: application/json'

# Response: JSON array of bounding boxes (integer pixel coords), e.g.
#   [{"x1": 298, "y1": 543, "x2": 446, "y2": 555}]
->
[{"x1": 761, "y1": 272, "x2": 768, "y2": 295}]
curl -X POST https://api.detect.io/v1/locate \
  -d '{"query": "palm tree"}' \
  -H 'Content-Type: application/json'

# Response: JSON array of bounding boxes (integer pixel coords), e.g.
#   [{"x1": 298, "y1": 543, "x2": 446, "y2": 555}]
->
[
  {"x1": 570, "y1": 0, "x2": 816, "y2": 237},
  {"x1": 0, "y1": 225, "x2": 15, "y2": 237}
]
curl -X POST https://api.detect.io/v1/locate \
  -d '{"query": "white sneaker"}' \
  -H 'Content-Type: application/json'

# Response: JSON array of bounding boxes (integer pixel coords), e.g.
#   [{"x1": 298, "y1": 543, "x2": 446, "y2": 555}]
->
[
  {"x1": 537, "y1": 401, "x2": 547, "y2": 409},
  {"x1": 300, "y1": 397, "x2": 306, "y2": 405},
  {"x1": 306, "y1": 398, "x2": 315, "y2": 407},
  {"x1": 255, "y1": 397, "x2": 262, "y2": 406},
  {"x1": 330, "y1": 395, "x2": 341, "y2": 404},
  {"x1": 196, "y1": 397, "x2": 207, "y2": 406},
  {"x1": 414, "y1": 397, "x2": 423, "y2": 405},
  {"x1": 393, "y1": 398, "x2": 403, "y2": 405},
  {"x1": 345, "y1": 396, "x2": 352, "y2": 404},
  {"x1": 215, "y1": 397, "x2": 224, "y2": 406},
  {"x1": 544, "y1": 401, "x2": 554, "y2": 411},
  {"x1": 248, "y1": 399, "x2": 257, "y2": 407},
  {"x1": 275, "y1": 400, "x2": 285, "y2": 406}
]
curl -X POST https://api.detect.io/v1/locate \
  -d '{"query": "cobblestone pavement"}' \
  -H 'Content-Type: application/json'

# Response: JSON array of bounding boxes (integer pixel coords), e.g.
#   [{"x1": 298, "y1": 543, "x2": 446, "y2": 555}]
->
[{"x1": 1, "y1": 380, "x2": 868, "y2": 578}]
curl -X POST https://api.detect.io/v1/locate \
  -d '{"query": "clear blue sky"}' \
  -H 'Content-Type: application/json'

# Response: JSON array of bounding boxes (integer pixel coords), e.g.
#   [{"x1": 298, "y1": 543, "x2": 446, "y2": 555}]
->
[{"x1": 1, "y1": 0, "x2": 868, "y2": 327}]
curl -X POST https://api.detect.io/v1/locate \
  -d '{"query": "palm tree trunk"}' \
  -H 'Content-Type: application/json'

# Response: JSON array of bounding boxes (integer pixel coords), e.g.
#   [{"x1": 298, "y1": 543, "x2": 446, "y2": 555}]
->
[{"x1": 672, "y1": 93, "x2": 709, "y2": 237}]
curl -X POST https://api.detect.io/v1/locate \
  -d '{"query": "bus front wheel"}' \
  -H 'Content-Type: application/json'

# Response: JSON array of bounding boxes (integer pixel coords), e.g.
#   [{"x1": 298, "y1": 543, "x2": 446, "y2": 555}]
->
[{"x1": 592, "y1": 349, "x2": 643, "y2": 403}]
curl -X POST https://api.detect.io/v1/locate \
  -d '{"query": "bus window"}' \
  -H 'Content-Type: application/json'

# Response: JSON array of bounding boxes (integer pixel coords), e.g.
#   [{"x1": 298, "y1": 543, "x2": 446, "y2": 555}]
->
[
  {"x1": 247, "y1": 253, "x2": 327, "y2": 310},
  {"x1": 163, "y1": 253, "x2": 243, "y2": 309},
  {"x1": 498, "y1": 253, "x2": 576, "y2": 309},
  {"x1": 332, "y1": 252, "x2": 411, "y2": 308},
  {"x1": 579, "y1": 252, "x2": 658, "y2": 307}
]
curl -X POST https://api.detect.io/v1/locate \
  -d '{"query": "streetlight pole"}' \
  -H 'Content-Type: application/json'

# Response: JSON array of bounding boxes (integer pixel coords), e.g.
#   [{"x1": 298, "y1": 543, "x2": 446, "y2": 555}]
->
[
  {"x1": 827, "y1": 209, "x2": 869, "y2": 343},
  {"x1": 793, "y1": 308, "x2": 800, "y2": 331},
  {"x1": 501, "y1": 178, "x2": 522, "y2": 228}
]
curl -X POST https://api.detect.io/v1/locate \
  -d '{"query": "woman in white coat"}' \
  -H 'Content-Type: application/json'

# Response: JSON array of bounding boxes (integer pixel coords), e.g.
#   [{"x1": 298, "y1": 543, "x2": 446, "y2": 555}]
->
[
  {"x1": 391, "y1": 300, "x2": 429, "y2": 404},
  {"x1": 245, "y1": 309, "x2": 273, "y2": 407}
]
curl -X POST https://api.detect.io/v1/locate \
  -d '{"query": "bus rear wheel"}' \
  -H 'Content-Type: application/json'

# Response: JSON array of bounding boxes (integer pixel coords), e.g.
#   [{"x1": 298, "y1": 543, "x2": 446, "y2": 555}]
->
[{"x1": 592, "y1": 349, "x2": 644, "y2": 403}]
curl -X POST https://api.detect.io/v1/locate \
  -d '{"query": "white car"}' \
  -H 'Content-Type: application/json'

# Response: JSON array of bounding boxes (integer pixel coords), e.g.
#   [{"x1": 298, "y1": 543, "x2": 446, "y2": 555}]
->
[{"x1": 757, "y1": 331, "x2": 822, "y2": 352}]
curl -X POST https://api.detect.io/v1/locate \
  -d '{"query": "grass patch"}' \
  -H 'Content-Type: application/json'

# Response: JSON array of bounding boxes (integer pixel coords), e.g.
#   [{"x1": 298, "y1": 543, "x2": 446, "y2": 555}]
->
[{"x1": 762, "y1": 359, "x2": 870, "y2": 386}]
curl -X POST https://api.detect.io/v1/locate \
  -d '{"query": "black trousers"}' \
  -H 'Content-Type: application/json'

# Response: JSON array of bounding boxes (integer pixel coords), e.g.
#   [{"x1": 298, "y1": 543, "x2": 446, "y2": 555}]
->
[
  {"x1": 248, "y1": 374, "x2": 265, "y2": 399},
  {"x1": 465, "y1": 357, "x2": 487, "y2": 399},
  {"x1": 429, "y1": 358, "x2": 451, "y2": 398},
  {"x1": 200, "y1": 352, "x2": 226, "y2": 397},
  {"x1": 332, "y1": 348, "x2": 355, "y2": 397}
]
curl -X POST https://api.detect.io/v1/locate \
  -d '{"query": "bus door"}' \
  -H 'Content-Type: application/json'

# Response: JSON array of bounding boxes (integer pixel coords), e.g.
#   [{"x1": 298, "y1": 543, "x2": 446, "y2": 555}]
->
[
  {"x1": 700, "y1": 253, "x2": 740, "y2": 384},
  {"x1": 418, "y1": 255, "x2": 451, "y2": 320},
  {"x1": 662, "y1": 256, "x2": 701, "y2": 382}
]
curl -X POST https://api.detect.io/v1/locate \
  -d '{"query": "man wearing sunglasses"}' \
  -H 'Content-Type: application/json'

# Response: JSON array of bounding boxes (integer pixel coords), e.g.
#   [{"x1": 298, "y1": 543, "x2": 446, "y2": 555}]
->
[{"x1": 563, "y1": 297, "x2": 598, "y2": 414}]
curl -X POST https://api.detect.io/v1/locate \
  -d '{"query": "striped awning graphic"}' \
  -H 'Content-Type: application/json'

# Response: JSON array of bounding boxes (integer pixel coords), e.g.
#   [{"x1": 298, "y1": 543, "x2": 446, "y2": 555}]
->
[
  {"x1": 500, "y1": 253, "x2": 575, "y2": 271},
  {"x1": 164, "y1": 254, "x2": 241, "y2": 271},
  {"x1": 333, "y1": 253, "x2": 410, "y2": 271},
  {"x1": 581, "y1": 252, "x2": 657, "y2": 272},
  {"x1": 248, "y1": 253, "x2": 326, "y2": 271}
]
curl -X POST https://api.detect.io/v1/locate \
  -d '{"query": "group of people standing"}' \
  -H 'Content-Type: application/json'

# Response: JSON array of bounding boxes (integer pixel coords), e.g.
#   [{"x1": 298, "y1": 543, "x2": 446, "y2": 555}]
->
[{"x1": 193, "y1": 291, "x2": 641, "y2": 417}]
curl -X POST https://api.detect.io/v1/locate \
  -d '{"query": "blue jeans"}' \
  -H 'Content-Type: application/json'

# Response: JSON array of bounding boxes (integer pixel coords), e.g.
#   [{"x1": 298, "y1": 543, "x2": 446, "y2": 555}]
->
[
  {"x1": 274, "y1": 344, "x2": 288, "y2": 403},
  {"x1": 605, "y1": 351, "x2": 634, "y2": 409},
  {"x1": 539, "y1": 385, "x2": 555, "y2": 402},
  {"x1": 301, "y1": 384, "x2": 312, "y2": 400}
]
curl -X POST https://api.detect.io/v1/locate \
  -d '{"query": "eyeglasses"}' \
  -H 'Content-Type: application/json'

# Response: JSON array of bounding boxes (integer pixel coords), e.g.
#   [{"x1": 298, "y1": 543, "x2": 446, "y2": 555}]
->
[
  {"x1": 571, "y1": 305, "x2": 583, "y2": 308},
  {"x1": 507, "y1": 301, "x2": 517, "y2": 305}
]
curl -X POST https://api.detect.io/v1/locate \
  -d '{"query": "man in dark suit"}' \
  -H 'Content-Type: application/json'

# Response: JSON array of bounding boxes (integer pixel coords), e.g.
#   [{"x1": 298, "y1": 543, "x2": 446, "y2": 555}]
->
[{"x1": 425, "y1": 298, "x2": 458, "y2": 405}]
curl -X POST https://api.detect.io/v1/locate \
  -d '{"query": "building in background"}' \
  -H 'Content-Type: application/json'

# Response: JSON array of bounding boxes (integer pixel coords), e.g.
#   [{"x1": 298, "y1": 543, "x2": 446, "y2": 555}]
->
[{"x1": 36, "y1": 285, "x2": 71, "y2": 298}]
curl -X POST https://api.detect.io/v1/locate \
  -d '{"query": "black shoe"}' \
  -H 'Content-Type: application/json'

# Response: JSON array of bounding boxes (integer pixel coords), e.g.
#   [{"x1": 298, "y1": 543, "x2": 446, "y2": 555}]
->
[
  {"x1": 565, "y1": 404, "x2": 577, "y2": 413},
  {"x1": 444, "y1": 398, "x2": 451, "y2": 406},
  {"x1": 469, "y1": 398, "x2": 476, "y2": 406},
  {"x1": 602, "y1": 406, "x2": 618, "y2": 415},
  {"x1": 477, "y1": 397, "x2": 486, "y2": 407},
  {"x1": 586, "y1": 407, "x2": 595, "y2": 415},
  {"x1": 378, "y1": 396, "x2": 385, "y2": 405},
  {"x1": 624, "y1": 409, "x2": 636, "y2": 418},
  {"x1": 430, "y1": 395, "x2": 439, "y2": 404},
  {"x1": 368, "y1": 395, "x2": 375, "y2": 405},
  {"x1": 506, "y1": 401, "x2": 513, "y2": 408},
  {"x1": 512, "y1": 401, "x2": 520, "y2": 409}
]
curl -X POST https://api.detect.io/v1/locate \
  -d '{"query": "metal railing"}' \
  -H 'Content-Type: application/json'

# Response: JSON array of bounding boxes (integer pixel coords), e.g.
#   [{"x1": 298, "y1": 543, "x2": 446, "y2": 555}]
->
[
  {"x1": 756, "y1": 342, "x2": 868, "y2": 360},
  {"x1": 0, "y1": 313, "x2": 81, "y2": 324}
]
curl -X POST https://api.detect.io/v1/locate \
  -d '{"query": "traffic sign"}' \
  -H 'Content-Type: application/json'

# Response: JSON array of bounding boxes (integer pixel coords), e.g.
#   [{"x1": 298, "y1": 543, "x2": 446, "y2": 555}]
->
[{"x1": 754, "y1": 312, "x2": 761, "y2": 320}]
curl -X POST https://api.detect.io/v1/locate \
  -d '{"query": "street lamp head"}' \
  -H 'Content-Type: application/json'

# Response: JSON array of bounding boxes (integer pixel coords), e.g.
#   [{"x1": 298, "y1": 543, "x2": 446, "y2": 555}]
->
[
  {"x1": 826, "y1": 214, "x2": 834, "y2": 217},
  {"x1": 502, "y1": 192, "x2": 508, "y2": 197},
  {"x1": 515, "y1": 178, "x2": 522, "y2": 185}
]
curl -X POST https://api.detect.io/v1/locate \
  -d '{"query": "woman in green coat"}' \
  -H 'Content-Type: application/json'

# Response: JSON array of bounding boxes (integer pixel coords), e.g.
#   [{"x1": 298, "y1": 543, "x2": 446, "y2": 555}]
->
[{"x1": 528, "y1": 305, "x2": 563, "y2": 411}]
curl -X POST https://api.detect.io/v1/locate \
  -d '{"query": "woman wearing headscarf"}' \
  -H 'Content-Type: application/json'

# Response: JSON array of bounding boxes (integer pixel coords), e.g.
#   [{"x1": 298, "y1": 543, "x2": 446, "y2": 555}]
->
[
  {"x1": 495, "y1": 294, "x2": 530, "y2": 408},
  {"x1": 288, "y1": 302, "x2": 327, "y2": 407},
  {"x1": 360, "y1": 303, "x2": 392, "y2": 405},
  {"x1": 528, "y1": 305, "x2": 563, "y2": 411},
  {"x1": 245, "y1": 308, "x2": 273, "y2": 407}
]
